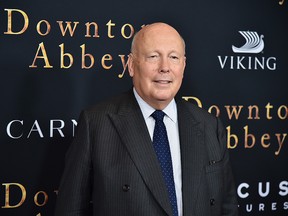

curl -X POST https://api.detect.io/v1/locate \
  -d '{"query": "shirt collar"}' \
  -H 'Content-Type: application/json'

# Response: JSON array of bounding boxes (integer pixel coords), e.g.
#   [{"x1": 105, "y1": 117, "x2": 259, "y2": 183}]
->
[{"x1": 133, "y1": 88, "x2": 177, "y2": 123}]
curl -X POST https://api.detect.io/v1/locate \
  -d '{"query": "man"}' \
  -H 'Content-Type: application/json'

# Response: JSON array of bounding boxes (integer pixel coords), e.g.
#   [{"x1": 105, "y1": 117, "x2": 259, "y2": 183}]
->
[{"x1": 55, "y1": 22, "x2": 239, "y2": 216}]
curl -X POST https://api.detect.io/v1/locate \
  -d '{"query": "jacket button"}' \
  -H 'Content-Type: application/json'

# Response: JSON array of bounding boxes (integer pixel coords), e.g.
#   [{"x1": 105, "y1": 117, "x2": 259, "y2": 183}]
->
[
  {"x1": 122, "y1": 184, "x2": 130, "y2": 192},
  {"x1": 210, "y1": 199, "x2": 215, "y2": 206}
]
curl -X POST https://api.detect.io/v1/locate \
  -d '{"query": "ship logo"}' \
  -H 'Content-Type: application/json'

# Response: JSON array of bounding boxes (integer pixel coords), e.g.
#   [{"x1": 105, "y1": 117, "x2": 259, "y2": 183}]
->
[{"x1": 232, "y1": 31, "x2": 264, "y2": 54}]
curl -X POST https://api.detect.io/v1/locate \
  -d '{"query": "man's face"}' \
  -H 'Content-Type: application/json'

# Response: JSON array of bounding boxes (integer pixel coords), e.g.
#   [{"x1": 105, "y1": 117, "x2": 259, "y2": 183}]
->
[{"x1": 128, "y1": 23, "x2": 186, "y2": 110}]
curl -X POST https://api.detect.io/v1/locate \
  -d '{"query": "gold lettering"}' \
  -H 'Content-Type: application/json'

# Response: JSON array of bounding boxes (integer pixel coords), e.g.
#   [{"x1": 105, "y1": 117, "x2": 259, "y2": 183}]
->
[
  {"x1": 59, "y1": 43, "x2": 73, "y2": 68},
  {"x1": 106, "y1": 20, "x2": 116, "y2": 38},
  {"x1": 244, "y1": 125, "x2": 255, "y2": 148},
  {"x1": 261, "y1": 133, "x2": 271, "y2": 148},
  {"x1": 81, "y1": 44, "x2": 94, "y2": 69},
  {"x1": 121, "y1": 23, "x2": 134, "y2": 39},
  {"x1": 57, "y1": 21, "x2": 79, "y2": 37},
  {"x1": 118, "y1": 54, "x2": 129, "y2": 78},
  {"x1": 277, "y1": 105, "x2": 288, "y2": 120},
  {"x1": 85, "y1": 22, "x2": 100, "y2": 38},
  {"x1": 101, "y1": 54, "x2": 113, "y2": 70},
  {"x1": 247, "y1": 105, "x2": 260, "y2": 119},
  {"x1": 4, "y1": 9, "x2": 29, "y2": 35},
  {"x1": 275, "y1": 133, "x2": 287, "y2": 156},
  {"x1": 29, "y1": 42, "x2": 53, "y2": 68},
  {"x1": 34, "y1": 191, "x2": 48, "y2": 207},
  {"x1": 2, "y1": 183, "x2": 26, "y2": 208},
  {"x1": 225, "y1": 105, "x2": 243, "y2": 120},
  {"x1": 182, "y1": 96, "x2": 202, "y2": 108},
  {"x1": 265, "y1": 102, "x2": 273, "y2": 120},
  {"x1": 226, "y1": 126, "x2": 238, "y2": 149},
  {"x1": 208, "y1": 105, "x2": 220, "y2": 117},
  {"x1": 36, "y1": 20, "x2": 51, "y2": 36}
]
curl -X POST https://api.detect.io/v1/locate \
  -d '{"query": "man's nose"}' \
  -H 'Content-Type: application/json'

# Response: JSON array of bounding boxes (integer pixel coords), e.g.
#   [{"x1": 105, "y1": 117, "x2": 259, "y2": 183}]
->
[{"x1": 159, "y1": 57, "x2": 170, "y2": 73}]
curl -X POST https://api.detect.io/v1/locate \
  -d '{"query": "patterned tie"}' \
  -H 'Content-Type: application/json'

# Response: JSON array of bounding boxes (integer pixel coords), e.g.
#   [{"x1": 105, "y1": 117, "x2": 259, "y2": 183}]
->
[{"x1": 151, "y1": 110, "x2": 178, "y2": 216}]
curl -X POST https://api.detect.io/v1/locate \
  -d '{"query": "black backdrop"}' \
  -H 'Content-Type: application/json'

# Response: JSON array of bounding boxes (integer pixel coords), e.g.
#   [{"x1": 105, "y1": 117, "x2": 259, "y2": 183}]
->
[{"x1": 0, "y1": 0, "x2": 287, "y2": 215}]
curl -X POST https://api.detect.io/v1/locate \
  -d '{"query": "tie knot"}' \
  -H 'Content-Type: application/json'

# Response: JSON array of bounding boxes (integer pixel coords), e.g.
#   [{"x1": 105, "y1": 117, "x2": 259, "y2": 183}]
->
[{"x1": 151, "y1": 110, "x2": 165, "y2": 121}]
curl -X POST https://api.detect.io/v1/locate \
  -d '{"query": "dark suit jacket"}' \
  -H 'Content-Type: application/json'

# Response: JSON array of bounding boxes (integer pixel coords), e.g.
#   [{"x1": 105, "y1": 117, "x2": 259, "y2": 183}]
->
[{"x1": 55, "y1": 90, "x2": 239, "y2": 216}]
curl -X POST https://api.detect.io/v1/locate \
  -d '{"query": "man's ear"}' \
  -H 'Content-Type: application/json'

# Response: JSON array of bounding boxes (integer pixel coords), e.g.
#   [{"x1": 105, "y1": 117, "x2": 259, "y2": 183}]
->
[
  {"x1": 127, "y1": 53, "x2": 134, "y2": 77},
  {"x1": 182, "y1": 56, "x2": 186, "y2": 78},
  {"x1": 183, "y1": 56, "x2": 186, "y2": 68}
]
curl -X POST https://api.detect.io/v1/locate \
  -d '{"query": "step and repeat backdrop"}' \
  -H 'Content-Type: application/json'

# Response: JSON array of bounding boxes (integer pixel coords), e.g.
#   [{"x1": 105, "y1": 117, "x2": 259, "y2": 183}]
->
[{"x1": 0, "y1": 0, "x2": 287, "y2": 215}]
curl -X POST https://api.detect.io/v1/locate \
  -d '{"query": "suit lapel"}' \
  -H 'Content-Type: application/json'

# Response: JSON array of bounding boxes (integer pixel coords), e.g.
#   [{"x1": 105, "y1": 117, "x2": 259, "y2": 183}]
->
[
  {"x1": 109, "y1": 92, "x2": 173, "y2": 216},
  {"x1": 177, "y1": 100, "x2": 206, "y2": 215}
]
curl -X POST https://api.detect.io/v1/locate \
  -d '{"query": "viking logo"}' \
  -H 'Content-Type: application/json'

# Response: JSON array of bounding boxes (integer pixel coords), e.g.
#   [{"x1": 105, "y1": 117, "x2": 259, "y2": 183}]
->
[{"x1": 232, "y1": 31, "x2": 264, "y2": 54}]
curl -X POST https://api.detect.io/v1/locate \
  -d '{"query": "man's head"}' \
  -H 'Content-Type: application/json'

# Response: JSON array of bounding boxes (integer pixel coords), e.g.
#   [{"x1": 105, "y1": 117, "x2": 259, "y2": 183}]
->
[{"x1": 128, "y1": 22, "x2": 186, "y2": 110}]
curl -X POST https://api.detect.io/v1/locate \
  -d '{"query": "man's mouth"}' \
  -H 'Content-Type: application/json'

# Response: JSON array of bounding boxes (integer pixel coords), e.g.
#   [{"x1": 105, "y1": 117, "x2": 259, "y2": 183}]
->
[{"x1": 154, "y1": 80, "x2": 172, "y2": 84}]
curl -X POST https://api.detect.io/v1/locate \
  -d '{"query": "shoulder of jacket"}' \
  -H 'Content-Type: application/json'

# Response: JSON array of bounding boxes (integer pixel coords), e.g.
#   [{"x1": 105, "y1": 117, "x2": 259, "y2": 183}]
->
[
  {"x1": 84, "y1": 91, "x2": 132, "y2": 114},
  {"x1": 178, "y1": 98, "x2": 217, "y2": 122}
]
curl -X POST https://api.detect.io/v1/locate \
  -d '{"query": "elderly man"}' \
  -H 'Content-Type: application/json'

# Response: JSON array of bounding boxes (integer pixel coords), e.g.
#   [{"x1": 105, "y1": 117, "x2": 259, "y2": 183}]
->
[{"x1": 55, "y1": 22, "x2": 239, "y2": 216}]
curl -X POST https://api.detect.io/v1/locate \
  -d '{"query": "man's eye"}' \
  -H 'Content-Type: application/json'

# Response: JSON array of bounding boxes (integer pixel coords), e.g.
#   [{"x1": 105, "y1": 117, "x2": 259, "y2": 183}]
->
[{"x1": 170, "y1": 56, "x2": 179, "y2": 59}]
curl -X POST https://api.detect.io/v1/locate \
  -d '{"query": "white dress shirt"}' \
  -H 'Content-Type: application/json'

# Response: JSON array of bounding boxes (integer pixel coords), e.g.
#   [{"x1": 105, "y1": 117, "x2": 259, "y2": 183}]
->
[{"x1": 133, "y1": 88, "x2": 183, "y2": 216}]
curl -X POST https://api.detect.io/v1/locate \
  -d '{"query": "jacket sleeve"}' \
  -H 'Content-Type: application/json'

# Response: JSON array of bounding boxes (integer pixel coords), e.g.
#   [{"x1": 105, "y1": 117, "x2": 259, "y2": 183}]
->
[
  {"x1": 217, "y1": 117, "x2": 239, "y2": 216},
  {"x1": 54, "y1": 111, "x2": 93, "y2": 216}
]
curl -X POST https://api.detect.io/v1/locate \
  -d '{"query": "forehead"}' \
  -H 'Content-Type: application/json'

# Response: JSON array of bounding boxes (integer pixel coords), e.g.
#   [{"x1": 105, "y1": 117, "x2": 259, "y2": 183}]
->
[{"x1": 133, "y1": 24, "x2": 185, "y2": 54}]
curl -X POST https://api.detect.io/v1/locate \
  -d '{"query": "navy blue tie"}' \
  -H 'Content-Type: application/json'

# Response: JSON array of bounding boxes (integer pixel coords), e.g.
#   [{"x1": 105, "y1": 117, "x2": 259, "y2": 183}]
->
[{"x1": 151, "y1": 110, "x2": 178, "y2": 216}]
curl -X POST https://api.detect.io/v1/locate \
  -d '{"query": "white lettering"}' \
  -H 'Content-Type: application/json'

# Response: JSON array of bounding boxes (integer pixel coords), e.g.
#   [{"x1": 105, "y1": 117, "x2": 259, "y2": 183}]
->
[
  {"x1": 237, "y1": 183, "x2": 249, "y2": 198},
  {"x1": 259, "y1": 182, "x2": 270, "y2": 197},
  {"x1": 27, "y1": 120, "x2": 44, "y2": 138},
  {"x1": 217, "y1": 56, "x2": 228, "y2": 69},
  {"x1": 218, "y1": 55, "x2": 277, "y2": 71},
  {"x1": 6, "y1": 120, "x2": 23, "y2": 139},
  {"x1": 279, "y1": 181, "x2": 288, "y2": 196},
  {"x1": 50, "y1": 120, "x2": 65, "y2": 137}
]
